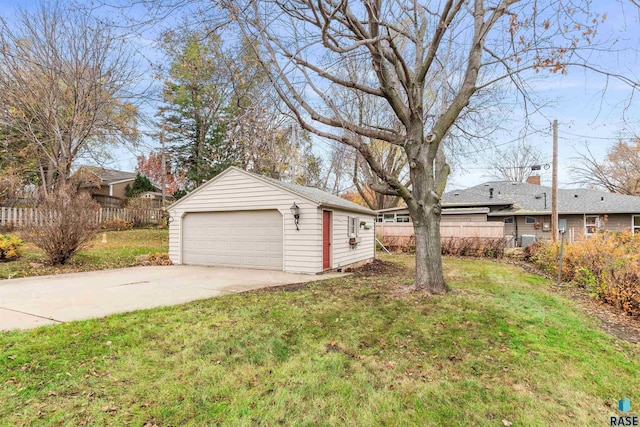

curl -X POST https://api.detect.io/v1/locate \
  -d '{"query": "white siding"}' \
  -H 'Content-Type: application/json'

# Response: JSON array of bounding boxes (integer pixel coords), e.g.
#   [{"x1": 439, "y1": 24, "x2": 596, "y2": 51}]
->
[
  {"x1": 328, "y1": 209, "x2": 376, "y2": 269},
  {"x1": 169, "y1": 169, "x2": 322, "y2": 273}
]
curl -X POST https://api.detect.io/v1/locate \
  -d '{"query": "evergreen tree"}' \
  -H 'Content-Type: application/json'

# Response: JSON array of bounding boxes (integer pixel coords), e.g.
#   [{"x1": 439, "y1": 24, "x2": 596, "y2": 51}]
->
[{"x1": 125, "y1": 174, "x2": 158, "y2": 198}]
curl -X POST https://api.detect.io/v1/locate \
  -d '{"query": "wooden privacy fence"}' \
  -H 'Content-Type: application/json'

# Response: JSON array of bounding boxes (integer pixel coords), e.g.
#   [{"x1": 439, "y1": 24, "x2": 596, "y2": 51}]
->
[
  {"x1": 0, "y1": 206, "x2": 164, "y2": 228},
  {"x1": 377, "y1": 221, "x2": 505, "y2": 248},
  {"x1": 99, "y1": 208, "x2": 163, "y2": 225}
]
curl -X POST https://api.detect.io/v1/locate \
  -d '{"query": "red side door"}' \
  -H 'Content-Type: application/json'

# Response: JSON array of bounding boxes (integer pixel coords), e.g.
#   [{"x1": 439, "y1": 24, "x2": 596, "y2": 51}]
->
[{"x1": 323, "y1": 211, "x2": 331, "y2": 270}]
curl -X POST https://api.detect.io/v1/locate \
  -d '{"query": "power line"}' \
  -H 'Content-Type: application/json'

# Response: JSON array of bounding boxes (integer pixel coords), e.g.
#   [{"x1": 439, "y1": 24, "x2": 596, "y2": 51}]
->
[
  {"x1": 560, "y1": 131, "x2": 625, "y2": 141},
  {"x1": 457, "y1": 130, "x2": 552, "y2": 157}
]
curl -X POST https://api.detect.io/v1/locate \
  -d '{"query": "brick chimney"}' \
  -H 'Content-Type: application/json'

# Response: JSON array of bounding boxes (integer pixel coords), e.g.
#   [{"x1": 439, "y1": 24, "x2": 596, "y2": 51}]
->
[{"x1": 527, "y1": 175, "x2": 541, "y2": 185}]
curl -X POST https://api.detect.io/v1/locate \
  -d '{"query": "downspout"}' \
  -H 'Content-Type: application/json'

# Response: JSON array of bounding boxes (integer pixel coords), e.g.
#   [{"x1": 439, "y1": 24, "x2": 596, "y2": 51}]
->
[{"x1": 515, "y1": 216, "x2": 519, "y2": 247}]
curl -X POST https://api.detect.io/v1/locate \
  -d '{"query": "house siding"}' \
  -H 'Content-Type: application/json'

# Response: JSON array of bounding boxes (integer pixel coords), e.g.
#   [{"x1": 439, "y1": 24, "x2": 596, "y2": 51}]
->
[
  {"x1": 490, "y1": 213, "x2": 634, "y2": 245},
  {"x1": 168, "y1": 169, "x2": 331, "y2": 273},
  {"x1": 515, "y1": 215, "x2": 552, "y2": 241},
  {"x1": 563, "y1": 213, "x2": 632, "y2": 236},
  {"x1": 92, "y1": 186, "x2": 111, "y2": 197},
  {"x1": 110, "y1": 181, "x2": 131, "y2": 199},
  {"x1": 327, "y1": 209, "x2": 376, "y2": 269}
]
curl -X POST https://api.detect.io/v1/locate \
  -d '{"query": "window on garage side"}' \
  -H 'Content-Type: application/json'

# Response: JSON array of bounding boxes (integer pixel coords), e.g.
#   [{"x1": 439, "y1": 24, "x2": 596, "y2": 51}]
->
[
  {"x1": 633, "y1": 216, "x2": 640, "y2": 235},
  {"x1": 525, "y1": 216, "x2": 536, "y2": 224},
  {"x1": 504, "y1": 217, "x2": 514, "y2": 224},
  {"x1": 348, "y1": 216, "x2": 359, "y2": 236}
]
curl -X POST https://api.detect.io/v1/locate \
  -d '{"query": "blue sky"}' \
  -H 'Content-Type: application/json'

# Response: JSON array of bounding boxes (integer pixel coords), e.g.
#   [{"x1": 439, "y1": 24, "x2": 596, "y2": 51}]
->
[
  {"x1": 448, "y1": 1, "x2": 640, "y2": 189},
  {"x1": 0, "y1": 1, "x2": 638, "y2": 192}
]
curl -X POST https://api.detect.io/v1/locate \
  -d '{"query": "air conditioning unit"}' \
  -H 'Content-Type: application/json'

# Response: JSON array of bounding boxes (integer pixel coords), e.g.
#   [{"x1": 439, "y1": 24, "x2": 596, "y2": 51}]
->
[{"x1": 521, "y1": 235, "x2": 536, "y2": 247}]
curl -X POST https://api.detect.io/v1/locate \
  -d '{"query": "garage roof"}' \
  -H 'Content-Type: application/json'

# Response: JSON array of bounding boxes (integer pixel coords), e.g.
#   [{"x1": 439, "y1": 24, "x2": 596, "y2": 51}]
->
[{"x1": 169, "y1": 167, "x2": 376, "y2": 215}]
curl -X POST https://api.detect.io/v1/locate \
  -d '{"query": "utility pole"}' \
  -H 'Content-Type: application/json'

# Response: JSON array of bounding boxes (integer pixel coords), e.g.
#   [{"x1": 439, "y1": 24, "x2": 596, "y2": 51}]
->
[
  {"x1": 551, "y1": 119, "x2": 558, "y2": 242},
  {"x1": 160, "y1": 124, "x2": 166, "y2": 207}
]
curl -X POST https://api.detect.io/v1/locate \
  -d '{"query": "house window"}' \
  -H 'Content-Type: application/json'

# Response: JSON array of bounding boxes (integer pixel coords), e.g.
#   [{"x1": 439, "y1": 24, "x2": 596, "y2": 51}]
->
[
  {"x1": 504, "y1": 217, "x2": 514, "y2": 224},
  {"x1": 585, "y1": 215, "x2": 599, "y2": 235},
  {"x1": 633, "y1": 216, "x2": 640, "y2": 234},
  {"x1": 348, "y1": 216, "x2": 359, "y2": 236},
  {"x1": 525, "y1": 216, "x2": 536, "y2": 224},
  {"x1": 383, "y1": 214, "x2": 395, "y2": 223},
  {"x1": 396, "y1": 214, "x2": 410, "y2": 223},
  {"x1": 376, "y1": 215, "x2": 383, "y2": 223}
]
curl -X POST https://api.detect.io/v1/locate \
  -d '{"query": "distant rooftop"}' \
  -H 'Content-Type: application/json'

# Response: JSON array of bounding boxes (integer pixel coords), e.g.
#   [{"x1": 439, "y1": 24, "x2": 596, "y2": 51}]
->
[
  {"x1": 443, "y1": 181, "x2": 640, "y2": 215},
  {"x1": 84, "y1": 167, "x2": 137, "y2": 184}
]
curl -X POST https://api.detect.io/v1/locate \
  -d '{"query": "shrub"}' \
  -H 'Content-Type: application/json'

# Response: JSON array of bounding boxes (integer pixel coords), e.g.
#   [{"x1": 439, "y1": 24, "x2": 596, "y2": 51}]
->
[
  {"x1": 0, "y1": 234, "x2": 23, "y2": 260},
  {"x1": 441, "y1": 237, "x2": 507, "y2": 258},
  {"x1": 528, "y1": 231, "x2": 640, "y2": 317},
  {"x1": 101, "y1": 217, "x2": 133, "y2": 231},
  {"x1": 25, "y1": 185, "x2": 100, "y2": 265}
]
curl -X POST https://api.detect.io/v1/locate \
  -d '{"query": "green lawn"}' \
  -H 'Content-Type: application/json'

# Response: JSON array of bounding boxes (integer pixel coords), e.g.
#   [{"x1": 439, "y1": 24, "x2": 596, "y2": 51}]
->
[
  {"x1": 0, "y1": 229, "x2": 169, "y2": 279},
  {"x1": 1, "y1": 255, "x2": 638, "y2": 426}
]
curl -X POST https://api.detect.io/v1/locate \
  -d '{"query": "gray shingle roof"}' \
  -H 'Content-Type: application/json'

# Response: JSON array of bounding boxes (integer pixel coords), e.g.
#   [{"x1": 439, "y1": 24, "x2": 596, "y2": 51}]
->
[
  {"x1": 255, "y1": 171, "x2": 376, "y2": 215},
  {"x1": 87, "y1": 167, "x2": 137, "y2": 184},
  {"x1": 443, "y1": 181, "x2": 640, "y2": 215}
]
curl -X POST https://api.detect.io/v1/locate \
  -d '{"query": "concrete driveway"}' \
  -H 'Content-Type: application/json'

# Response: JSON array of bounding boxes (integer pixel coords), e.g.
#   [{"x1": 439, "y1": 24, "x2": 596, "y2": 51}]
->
[{"x1": 0, "y1": 266, "x2": 346, "y2": 331}]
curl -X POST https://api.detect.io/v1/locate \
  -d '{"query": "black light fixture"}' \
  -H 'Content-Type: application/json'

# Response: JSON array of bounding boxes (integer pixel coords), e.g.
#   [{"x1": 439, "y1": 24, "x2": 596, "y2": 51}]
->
[
  {"x1": 535, "y1": 192, "x2": 547, "y2": 209},
  {"x1": 290, "y1": 202, "x2": 300, "y2": 231}
]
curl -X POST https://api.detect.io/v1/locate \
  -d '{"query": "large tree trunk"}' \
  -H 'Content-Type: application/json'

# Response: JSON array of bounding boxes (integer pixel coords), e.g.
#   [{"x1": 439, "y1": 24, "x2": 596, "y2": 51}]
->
[
  {"x1": 412, "y1": 200, "x2": 450, "y2": 294},
  {"x1": 406, "y1": 130, "x2": 450, "y2": 294}
]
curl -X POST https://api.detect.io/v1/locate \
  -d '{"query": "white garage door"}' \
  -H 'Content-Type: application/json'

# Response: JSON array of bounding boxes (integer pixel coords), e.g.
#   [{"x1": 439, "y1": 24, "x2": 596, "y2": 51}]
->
[{"x1": 182, "y1": 210, "x2": 283, "y2": 270}]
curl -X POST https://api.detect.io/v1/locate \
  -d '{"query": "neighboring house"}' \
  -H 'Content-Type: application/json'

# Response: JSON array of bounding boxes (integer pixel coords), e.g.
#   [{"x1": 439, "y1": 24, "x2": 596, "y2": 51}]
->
[
  {"x1": 376, "y1": 206, "x2": 490, "y2": 223},
  {"x1": 377, "y1": 176, "x2": 640, "y2": 246},
  {"x1": 74, "y1": 167, "x2": 137, "y2": 208},
  {"x1": 168, "y1": 167, "x2": 376, "y2": 274}
]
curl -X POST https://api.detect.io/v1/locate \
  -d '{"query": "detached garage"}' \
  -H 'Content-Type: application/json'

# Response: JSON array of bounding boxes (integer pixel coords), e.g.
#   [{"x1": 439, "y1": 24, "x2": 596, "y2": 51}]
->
[{"x1": 168, "y1": 167, "x2": 376, "y2": 274}]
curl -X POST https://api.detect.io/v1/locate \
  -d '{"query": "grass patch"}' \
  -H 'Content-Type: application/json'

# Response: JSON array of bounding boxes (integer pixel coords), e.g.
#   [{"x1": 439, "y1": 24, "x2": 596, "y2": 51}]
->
[
  {"x1": 0, "y1": 229, "x2": 168, "y2": 279},
  {"x1": 1, "y1": 255, "x2": 638, "y2": 425}
]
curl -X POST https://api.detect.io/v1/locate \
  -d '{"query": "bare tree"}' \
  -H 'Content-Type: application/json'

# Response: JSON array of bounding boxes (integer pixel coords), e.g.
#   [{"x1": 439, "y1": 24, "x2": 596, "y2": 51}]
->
[
  {"x1": 487, "y1": 142, "x2": 544, "y2": 182},
  {"x1": 219, "y1": 0, "x2": 625, "y2": 294},
  {"x1": 0, "y1": 2, "x2": 140, "y2": 195},
  {"x1": 572, "y1": 139, "x2": 640, "y2": 195},
  {"x1": 353, "y1": 144, "x2": 408, "y2": 210}
]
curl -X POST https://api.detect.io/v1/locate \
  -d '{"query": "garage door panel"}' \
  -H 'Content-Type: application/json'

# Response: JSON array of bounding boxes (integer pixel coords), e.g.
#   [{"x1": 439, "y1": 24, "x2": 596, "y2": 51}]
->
[{"x1": 182, "y1": 210, "x2": 283, "y2": 270}]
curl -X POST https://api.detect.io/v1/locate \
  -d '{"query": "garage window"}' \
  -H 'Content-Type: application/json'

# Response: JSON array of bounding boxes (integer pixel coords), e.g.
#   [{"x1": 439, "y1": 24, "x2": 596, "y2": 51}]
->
[
  {"x1": 525, "y1": 216, "x2": 536, "y2": 224},
  {"x1": 348, "y1": 216, "x2": 359, "y2": 236}
]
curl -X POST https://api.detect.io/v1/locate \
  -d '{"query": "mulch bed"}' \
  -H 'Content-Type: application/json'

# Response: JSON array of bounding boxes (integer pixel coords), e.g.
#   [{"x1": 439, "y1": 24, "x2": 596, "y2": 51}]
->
[{"x1": 344, "y1": 259, "x2": 407, "y2": 277}]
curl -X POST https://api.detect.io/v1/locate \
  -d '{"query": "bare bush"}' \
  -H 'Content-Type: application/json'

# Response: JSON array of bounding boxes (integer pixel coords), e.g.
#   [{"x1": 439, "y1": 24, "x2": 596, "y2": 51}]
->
[
  {"x1": 441, "y1": 237, "x2": 508, "y2": 258},
  {"x1": 0, "y1": 168, "x2": 25, "y2": 207},
  {"x1": 25, "y1": 185, "x2": 100, "y2": 265}
]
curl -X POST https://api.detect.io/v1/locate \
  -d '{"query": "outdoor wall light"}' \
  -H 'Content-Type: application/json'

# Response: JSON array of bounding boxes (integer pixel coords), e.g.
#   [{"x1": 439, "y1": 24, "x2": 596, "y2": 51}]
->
[
  {"x1": 290, "y1": 202, "x2": 300, "y2": 231},
  {"x1": 535, "y1": 192, "x2": 547, "y2": 209}
]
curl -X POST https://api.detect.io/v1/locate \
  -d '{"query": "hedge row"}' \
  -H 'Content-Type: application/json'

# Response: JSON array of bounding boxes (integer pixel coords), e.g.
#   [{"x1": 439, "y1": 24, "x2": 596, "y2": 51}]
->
[{"x1": 528, "y1": 232, "x2": 640, "y2": 317}]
